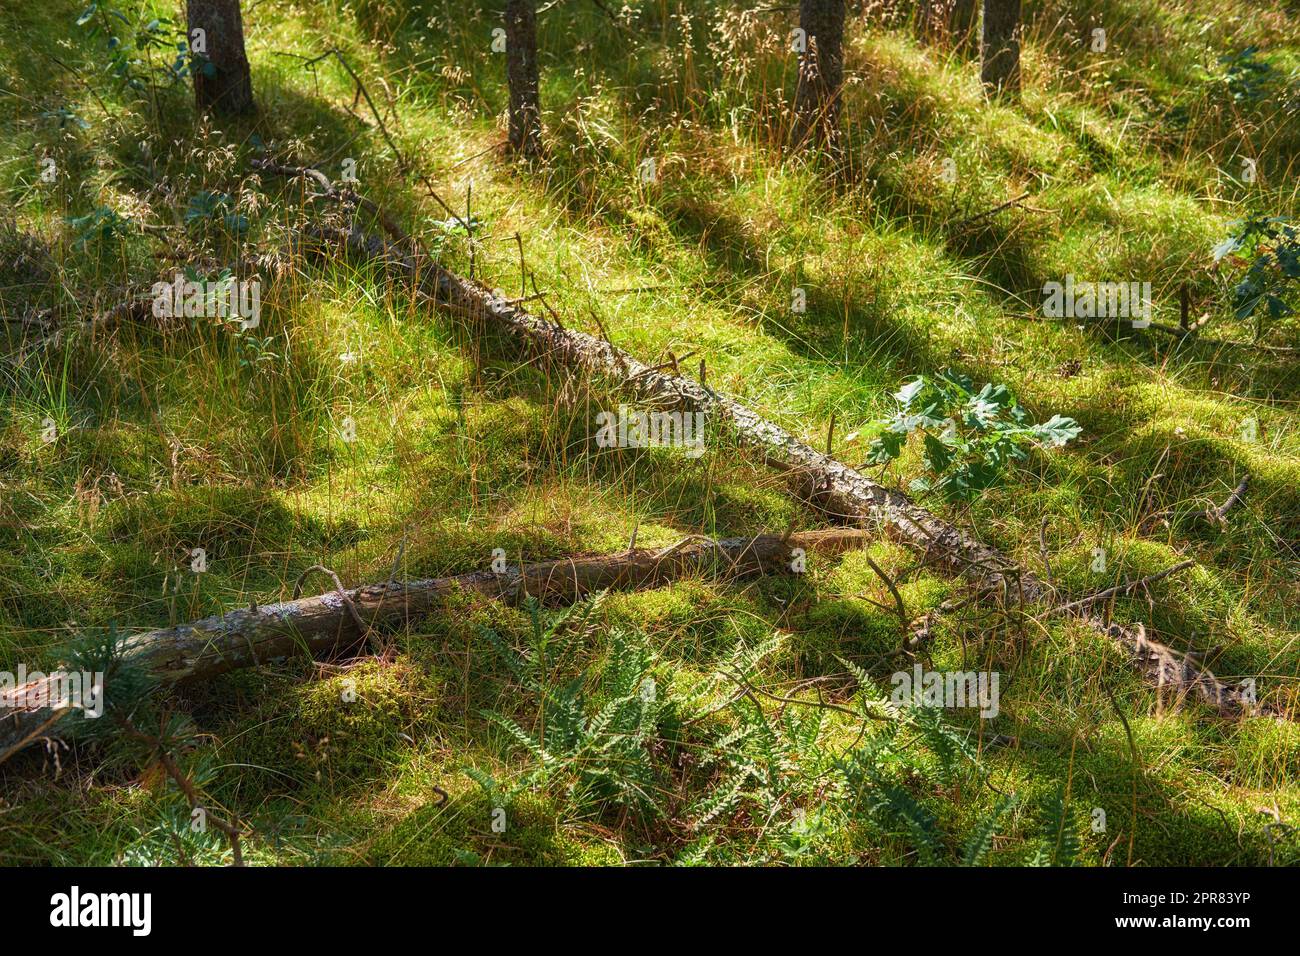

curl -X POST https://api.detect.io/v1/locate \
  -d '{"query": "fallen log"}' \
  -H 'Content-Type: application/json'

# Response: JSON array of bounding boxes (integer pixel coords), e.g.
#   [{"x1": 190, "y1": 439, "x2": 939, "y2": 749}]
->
[
  {"x1": 266, "y1": 174, "x2": 1271, "y2": 721},
  {"x1": 0, "y1": 529, "x2": 871, "y2": 764}
]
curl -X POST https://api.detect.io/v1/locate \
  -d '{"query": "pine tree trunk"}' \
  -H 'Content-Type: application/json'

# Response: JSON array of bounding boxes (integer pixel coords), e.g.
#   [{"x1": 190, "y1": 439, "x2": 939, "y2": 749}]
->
[
  {"x1": 505, "y1": 0, "x2": 541, "y2": 157},
  {"x1": 791, "y1": 0, "x2": 846, "y2": 154},
  {"x1": 980, "y1": 0, "x2": 1021, "y2": 97},
  {"x1": 187, "y1": 0, "x2": 255, "y2": 116}
]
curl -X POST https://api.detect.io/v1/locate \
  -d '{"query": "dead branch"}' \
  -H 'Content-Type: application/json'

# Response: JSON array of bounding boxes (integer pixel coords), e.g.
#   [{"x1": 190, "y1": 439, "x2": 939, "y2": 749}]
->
[
  {"x1": 951, "y1": 191, "x2": 1032, "y2": 231},
  {"x1": 860, "y1": 552, "x2": 908, "y2": 627},
  {"x1": 292, "y1": 565, "x2": 368, "y2": 633},
  {"x1": 1041, "y1": 559, "x2": 1195, "y2": 618},
  {"x1": 720, "y1": 667, "x2": 891, "y2": 722},
  {"x1": 1188, "y1": 475, "x2": 1250, "y2": 529}
]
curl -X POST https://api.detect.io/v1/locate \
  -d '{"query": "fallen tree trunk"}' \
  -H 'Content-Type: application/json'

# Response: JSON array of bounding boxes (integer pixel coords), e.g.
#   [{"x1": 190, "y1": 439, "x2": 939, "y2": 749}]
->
[
  {"x1": 279, "y1": 188, "x2": 1272, "y2": 720},
  {"x1": 0, "y1": 529, "x2": 870, "y2": 764}
]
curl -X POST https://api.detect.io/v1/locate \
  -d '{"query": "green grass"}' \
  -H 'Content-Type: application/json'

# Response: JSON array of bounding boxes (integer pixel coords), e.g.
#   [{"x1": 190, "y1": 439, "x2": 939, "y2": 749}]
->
[{"x1": 0, "y1": 0, "x2": 1297, "y2": 866}]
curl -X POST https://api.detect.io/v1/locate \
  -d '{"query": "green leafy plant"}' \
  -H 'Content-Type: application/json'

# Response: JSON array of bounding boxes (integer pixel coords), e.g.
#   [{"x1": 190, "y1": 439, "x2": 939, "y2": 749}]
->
[
  {"x1": 1219, "y1": 46, "x2": 1287, "y2": 108},
  {"x1": 1213, "y1": 216, "x2": 1299, "y2": 335},
  {"x1": 865, "y1": 370, "x2": 1081, "y2": 499},
  {"x1": 185, "y1": 191, "x2": 250, "y2": 235},
  {"x1": 40, "y1": 107, "x2": 90, "y2": 130},
  {"x1": 66, "y1": 206, "x2": 128, "y2": 247},
  {"x1": 238, "y1": 333, "x2": 280, "y2": 370},
  {"x1": 178, "y1": 266, "x2": 251, "y2": 331},
  {"x1": 75, "y1": 3, "x2": 200, "y2": 95}
]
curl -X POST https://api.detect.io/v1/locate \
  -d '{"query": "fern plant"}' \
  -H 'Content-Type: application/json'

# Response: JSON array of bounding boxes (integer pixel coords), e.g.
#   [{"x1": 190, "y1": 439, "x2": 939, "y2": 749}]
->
[
  {"x1": 481, "y1": 596, "x2": 673, "y2": 817},
  {"x1": 686, "y1": 635, "x2": 835, "y2": 851},
  {"x1": 832, "y1": 667, "x2": 1014, "y2": 866},
  {"x1": 961, "y1": 794, "x2": 1018, "y2": 866},
  {"x1": 838, "y1": 728, "x2": 946, "y2": 864},
  {"x1": 1030, "y1": 784, "x2": 1082, "y2": 867}
]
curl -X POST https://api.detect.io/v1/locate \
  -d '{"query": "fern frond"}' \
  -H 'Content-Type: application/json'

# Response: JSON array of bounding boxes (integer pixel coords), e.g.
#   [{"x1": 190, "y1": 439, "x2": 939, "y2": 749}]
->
[
  {"x1": 1041, "y1": 784, "x2": 1081, "y2": 867},
  {"x1": 961, "y1": 793, "x2": 1017, "y2": 866}
]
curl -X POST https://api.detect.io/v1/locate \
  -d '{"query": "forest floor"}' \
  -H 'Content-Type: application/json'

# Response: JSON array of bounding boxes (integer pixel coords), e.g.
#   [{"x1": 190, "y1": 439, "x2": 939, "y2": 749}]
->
[{"x1": 1, "y1": 0, "x2": 1298, "y2": 865}]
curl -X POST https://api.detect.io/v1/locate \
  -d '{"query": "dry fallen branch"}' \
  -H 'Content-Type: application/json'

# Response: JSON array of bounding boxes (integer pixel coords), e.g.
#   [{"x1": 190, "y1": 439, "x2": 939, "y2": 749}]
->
[
  {"x1": 951, "y1": 191, "x2": 1032, "y2": 231},
  {"x1": 0, "y1": 529, "x2": 872, "y2": 764},
  {"x1": 1142, "y1": 313, "x2": 1213, "y2": 339},
  {"x1": 719, "y1": 667, "x2": 891, "y2": 722},
  {"x1": 1042, "y1": 559, "x2": 1196, "y2": 618},
  {"x1": 1189, "y1": 475, "x2": 1250, "y2": 529}
]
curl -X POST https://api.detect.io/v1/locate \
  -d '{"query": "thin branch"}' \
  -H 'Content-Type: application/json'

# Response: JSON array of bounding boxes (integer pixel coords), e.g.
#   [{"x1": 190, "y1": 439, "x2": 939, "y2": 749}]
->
[
  {"x1": 859, "y1": 553, "x2": 908, "y2": 627},
  {"x1": 1044, "y1": 559, "x2": 1195, "y2": 618},
  {"x1": 1038, "y1": 516, "x2": 1054, "y2": 591},
  {"x1": 951, "y1": 191, "x2": 1032, "y2": 231},
  {"x1": 292, "y1": 565, "x2": 368, "y2": 633},
  {"x1": 1189, "y1": 475, "x2": 1250, "y2": 529},
  {"x1": 721, "y1": 668, "x2": 890, "y2": 722}
]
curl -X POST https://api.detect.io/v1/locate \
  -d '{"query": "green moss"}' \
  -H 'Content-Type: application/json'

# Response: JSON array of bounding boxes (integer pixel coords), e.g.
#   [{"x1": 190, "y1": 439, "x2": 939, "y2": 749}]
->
[{"x1": 220, "y1": 659, "x2": 440, "y2": 797}]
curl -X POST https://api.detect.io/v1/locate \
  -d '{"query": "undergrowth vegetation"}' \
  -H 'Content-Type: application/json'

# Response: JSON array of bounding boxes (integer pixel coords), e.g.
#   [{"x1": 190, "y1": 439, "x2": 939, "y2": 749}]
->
[{"x1": 0, "y1": 0, "x2": 1297, "y2": 866}]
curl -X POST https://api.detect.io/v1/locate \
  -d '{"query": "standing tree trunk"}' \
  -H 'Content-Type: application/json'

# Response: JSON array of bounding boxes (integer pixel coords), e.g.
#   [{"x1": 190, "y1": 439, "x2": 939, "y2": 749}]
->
[
  {"x1": 505, "y1": 0, "x2": 541, "y2": 157},
  {"x1": 187, "y1": 0, "x2": 255, "y2": 116},
  {"x1": 791, "y1": 0, "x2": 846, "y2": 155},
  {"x1": 980, "y1": 0, "x2": 1021, "y2": 97}
]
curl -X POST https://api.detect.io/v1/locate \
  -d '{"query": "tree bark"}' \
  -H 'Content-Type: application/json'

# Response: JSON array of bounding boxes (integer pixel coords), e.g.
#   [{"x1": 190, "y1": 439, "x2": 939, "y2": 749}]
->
[
  {"x1": 505, "y1": 0, "x2": 541, "y2": 157},
  {"x1": 791, "y1": 0, "x2": 847, "y2": 154},
  {"x1": 980, "y1": 0, "x2": 1021, "y2": 97},
  {"x1": 0, "y1": 529, "x2": 871, "y2": 764},
  {"x1": 187, "y1": 0, "x2": 255, "y2": 117}
]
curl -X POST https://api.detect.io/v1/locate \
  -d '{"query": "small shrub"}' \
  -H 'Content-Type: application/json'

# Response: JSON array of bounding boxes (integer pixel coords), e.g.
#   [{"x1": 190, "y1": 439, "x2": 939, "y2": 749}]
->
[
  {"x1": 1213, "y1": 216, "x2": 1300, "y2": 335},
  {"x1": 866, "y1": 370, "x2": 1081, "y2": 499}
]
